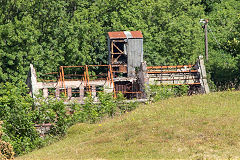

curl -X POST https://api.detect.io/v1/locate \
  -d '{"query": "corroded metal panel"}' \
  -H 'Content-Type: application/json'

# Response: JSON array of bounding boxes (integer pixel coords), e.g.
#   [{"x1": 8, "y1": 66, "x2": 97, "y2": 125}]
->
[
  {"x1": 127, "y1": 39, "x2": 144, "y2": 77},
  {"x1": 108, "y1": 31, "x2": 143, "y2": 39}
]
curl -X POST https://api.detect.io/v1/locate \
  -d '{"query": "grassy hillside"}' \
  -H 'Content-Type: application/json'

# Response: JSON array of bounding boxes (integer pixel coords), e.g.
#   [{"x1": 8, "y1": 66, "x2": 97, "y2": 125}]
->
[{"x1": 18, "y1": 91, "x2": 240, "y2": 159}]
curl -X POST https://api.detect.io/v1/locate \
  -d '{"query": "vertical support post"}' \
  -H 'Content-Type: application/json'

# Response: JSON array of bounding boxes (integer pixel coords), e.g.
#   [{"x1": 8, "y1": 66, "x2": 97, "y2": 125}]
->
[
  {"x1": 59, "y1": 70, "x2": 62, "y2": 88},
  {"x1": 197, "y1": 55, "x2": 210, "y2": 94},
  {"x1": 84, "y1": 70, "x2": 87, "y2": 87},
  {"x1": 92, "y1": 85, "x2": 96, "y2": 98},
  {"x1": 85, "y1": 65, "x2": 91, "y2": 96},
  {"x1": 43, "y1": 88, "x2": 48, "y2": 98},
  {"x1": 26, "y1": 64, "x2": 39, "y2": 98},
  {"x1": 61, "y1": 66, "x2": 67, "y2": 97},
  {"x1": 111, "y1": 41, "x2": 114, "y2": 64},
  {"x1": 204, "y1": 19, "x2": 209, "y2": 61},
  {"x1": 79, "y1": 84, "x2": 84, "y2": 102},
  {"x1": 55, "y1": 87, "x2": 60, "y2": 98},
  {"x1": 109, "y1": 65, "x2": 116, "y2": 98},
  {"x1": 107, "y1": 67, "x2": 110, "y2": 86},
  {"x1": 67, "y1": 87, "x2": 72, "y2": 99}
]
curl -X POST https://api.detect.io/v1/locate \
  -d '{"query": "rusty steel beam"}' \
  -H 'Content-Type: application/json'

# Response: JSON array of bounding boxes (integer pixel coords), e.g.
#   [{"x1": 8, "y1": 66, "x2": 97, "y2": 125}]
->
[
  {"x1": 147, "y1": 70, "x2": 198, "y2": 74},
  {"x1": 113, "y1": 42, "x2": 124, "y2": 54},
  {"x1": 115, "y1": 91, "x2": 142, "y2": 93},
  {"x1": 62, "y1": 66, "x2": 85, "y2": 68},
  {"x1": 39, "y1": 79, "x2": 57, "y2": 82},
  {"x1": 85, "y1": 65, "x2": 91, "y2": 95},
  {"x1": 147, "y1": 65, "x2": 193, "y2": 69},
  {"x1": 155, "y1": 78, "x2": 199, "y2": 81},
  {"x1": 155, "y1": 83, "x2": 201, "y2": 86}
]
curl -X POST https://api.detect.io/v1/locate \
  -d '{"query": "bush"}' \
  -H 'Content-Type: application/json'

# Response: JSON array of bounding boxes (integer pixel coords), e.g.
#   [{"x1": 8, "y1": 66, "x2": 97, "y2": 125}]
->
[
  {"x1": 0, "y1": 82, "x2": 140, "y2": 156},
  {"x1": 0, "y1": 82, "x2": 41, "y2": 156},
  {"x1": 149, "y1": 85, "x2": 189, "y2": 102}
]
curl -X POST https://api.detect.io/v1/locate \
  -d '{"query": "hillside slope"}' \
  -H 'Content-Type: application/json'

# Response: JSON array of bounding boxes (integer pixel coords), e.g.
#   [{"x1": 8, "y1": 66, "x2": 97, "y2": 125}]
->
[{"x1": 18, "y1": 91, "x2": 240, "y2": 159}]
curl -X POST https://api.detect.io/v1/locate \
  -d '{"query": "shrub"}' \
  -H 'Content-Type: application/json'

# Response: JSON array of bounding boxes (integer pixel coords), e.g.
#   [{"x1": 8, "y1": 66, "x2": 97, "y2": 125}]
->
[
  {"x1": 149, "y1": 85, "x2": 189, "y2": 102},
  {"x1": 0, "y1": 82, "x2": 41, "y2": 155},
  {"x1": 0, "y1": 82, "x2": 140, "y2": 156}
]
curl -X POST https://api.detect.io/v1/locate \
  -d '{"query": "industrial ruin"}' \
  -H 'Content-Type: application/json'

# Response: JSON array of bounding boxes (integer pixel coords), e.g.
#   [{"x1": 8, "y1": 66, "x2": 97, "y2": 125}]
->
[{"x1": 27, "y1": 31, "x2": 209, "y2": 102}]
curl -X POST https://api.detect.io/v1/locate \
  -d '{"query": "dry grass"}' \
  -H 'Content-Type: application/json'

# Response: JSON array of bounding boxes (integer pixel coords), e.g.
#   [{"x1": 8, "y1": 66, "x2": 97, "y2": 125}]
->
[{"x1": 17, "y1": 91, "x2": 240, "y2": 159}]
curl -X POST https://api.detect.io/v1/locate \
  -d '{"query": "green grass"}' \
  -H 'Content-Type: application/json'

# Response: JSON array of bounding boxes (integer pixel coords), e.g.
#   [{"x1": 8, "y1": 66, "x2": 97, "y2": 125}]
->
[{"x1": 18, "y1": 91, "x2": 240, "y2": 159}]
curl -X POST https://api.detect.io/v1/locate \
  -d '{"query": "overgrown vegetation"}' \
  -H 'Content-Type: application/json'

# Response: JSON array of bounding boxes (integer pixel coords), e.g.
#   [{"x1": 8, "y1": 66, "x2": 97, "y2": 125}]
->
[
  {"x1": 149, "y1": 85, "x2": 189, "y2": 102},
  {"x1": 0, "y1": 0, "x2": 239, "y2": 88},
  {"x1": 17, "y1": 91, "x2": 240, "y2": 159},
  {"x1": 0, "y1": 81, "x2": 188, "y2": 157},
  {"x1": 0, "y1": 82, "x2": 139, "y2": 156},
  {"x1": 1, "y1": 0, "x2": 240, "y2": 158}
]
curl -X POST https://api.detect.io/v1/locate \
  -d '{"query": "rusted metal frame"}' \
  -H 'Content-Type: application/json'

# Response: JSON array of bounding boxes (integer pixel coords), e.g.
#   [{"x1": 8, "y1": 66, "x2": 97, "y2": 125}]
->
[
  {"x1": 62, "y1": 65, "x2": 84, "y2": 68},
  {"x1": 115, "y1": 91, "x2": 142, "y2": 93},
  {"x1": 113, "y1": 42, "x2": 124, "y2": 54},
  {"x1": 64, "y1": 74, "x2": 85, "y2": 77},
  {"x1": 39, "y1": 79, "x2": 57, "y2": 82},
  {"x1": 107, "y1": 66, "x2": 110, "y2": 86},
  {"x1": 87, "y1": 65, "x2": 111, "y2": 82},
  {"x1": 109, "y1": 65, "x2": 116, "y2": 98},
  {"x1": 112, "y1": 40, "x2": 125, "y2": 42},
  {"x1": 93, "y1": 78, "x2": 108, "y2": 81},
  {"x1": 85, "y1": 65, "x2": 91, "y2": 96},
  {"x1": 71, "y1": 91, "x2": 80, "y2": 93},
  {"x1": 64, "y1": 79, "x2": 96, "y2": 81},
  {"x1": 155, "y1": 83, "x2": 201, "y2": 86},
  {"x1": 112, "y1": 64, "x2": 127, "y2": 67},
  {"x1": 111, "y1": 41, "x2": 114, "y2": 65},
  {"x1": 85, "y1": 90, "x2": 104, "y2": 93},
  {"x1": 59, "y1": 68, "x2": 62, "y2": 88},
  {"x1": 111, "y1": 52, "x2": 125, "y2": 55},
  {"x1": 147, "y1": 65, "x2": 193, "y2": 69},
  {"x1": 147, "y1": 70, "x2": 198, "y2": 74},
  {"x1": 111, "y1": 70, "x2": 127, "y2": 73},
  {"x1": 113, "y1": 54, "x2": 122, "y2": 63},
  {"x1": 155, "y1": 77, "x2": 199, "y2": 81},
  {"x1": 88, "y1": 65, "x2": 109, "y2": 67}
]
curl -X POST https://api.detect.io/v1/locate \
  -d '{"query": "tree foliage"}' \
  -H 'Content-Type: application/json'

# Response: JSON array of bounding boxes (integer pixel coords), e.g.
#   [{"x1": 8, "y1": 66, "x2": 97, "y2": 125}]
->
[{"x1": 0, "y1": 0, "x2": 239, "y2": 87}]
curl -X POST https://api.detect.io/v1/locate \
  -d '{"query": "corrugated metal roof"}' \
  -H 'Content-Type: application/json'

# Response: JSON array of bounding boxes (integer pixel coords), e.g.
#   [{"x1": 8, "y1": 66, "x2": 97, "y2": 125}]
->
[{"x1": 108, "y1": 31, "x2": 143, "y2": 39}]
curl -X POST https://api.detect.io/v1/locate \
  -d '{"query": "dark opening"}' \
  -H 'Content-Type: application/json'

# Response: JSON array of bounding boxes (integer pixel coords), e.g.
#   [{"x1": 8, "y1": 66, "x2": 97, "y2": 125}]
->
[
  {"x1": 72, "y1": 88, "x2": 80, "y2": 97},
  {"x1": 114, "y1": 81, "x2": 141, "y2": 99},
  {"x1": 96, "y1": 85, "x2": 104, "y2": 96}
]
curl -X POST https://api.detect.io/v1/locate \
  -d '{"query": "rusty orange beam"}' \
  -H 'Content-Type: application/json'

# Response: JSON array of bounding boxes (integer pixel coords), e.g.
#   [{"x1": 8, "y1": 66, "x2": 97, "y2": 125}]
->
[
  {"x1": 39, "y1": 79, "x2": 57, "y2": 82},
  {"x1": 85, "y1": 65, "x2": 91, "y2": 96},
  {"x1": 113, "y1": 42, "x2": 124, "y2": 54},
  {"x1": 147, "y1": 65, "x2": 194, "y2": 69},
  {"x1": 155, "y1": 78, "x2": 198, "y2": 81},
  {"x1": 115, "y1": 91, "x2": 143, "y2": 93},
  {"x1": 87, "y1": 65, "x2": 110, "y2": 67},
  {"x1": 155, "y1": 83, "x2": 201, "y2": 86},
  {"x1": 147, "y1": 70, "x2": 198, "y2": 74},
  {"x1": 62, "y1": 66, "x2": 84, "y2": 68}
]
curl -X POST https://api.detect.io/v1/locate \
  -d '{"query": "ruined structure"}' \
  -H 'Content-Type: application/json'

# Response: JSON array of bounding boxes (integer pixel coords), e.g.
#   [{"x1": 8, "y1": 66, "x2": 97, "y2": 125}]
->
[{"x1": 26, "y1": 31, "x2": 209, "y2": 102}]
